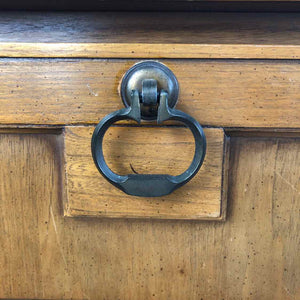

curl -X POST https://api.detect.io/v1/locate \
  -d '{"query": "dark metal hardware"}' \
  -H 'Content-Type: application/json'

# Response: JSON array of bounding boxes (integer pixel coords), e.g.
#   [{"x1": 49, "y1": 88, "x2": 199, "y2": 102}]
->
[
  {"x1": 120, "y1": 60, "x2": 179, "y2": 120},
  {"x1": 91, "y1": 61, "x2": 206, "y2": 197}
]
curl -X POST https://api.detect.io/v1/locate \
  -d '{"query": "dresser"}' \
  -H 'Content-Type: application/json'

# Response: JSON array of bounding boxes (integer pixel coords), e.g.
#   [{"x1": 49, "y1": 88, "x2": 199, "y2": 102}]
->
[{"x1": 0, "y1": 3, "x2": 299, "y2": 299}]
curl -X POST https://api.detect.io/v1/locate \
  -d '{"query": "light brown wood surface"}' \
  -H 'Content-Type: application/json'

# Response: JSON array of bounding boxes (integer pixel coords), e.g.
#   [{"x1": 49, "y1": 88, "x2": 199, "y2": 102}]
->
[
  {"x1": 0, "y1": 12, "x2": 299, "y2": 59},
  {"x1": 2, "y1": 43, "x2": 299, "y2": 60},
  {"x1": 64, "y1": 126, "x2": 228, "y2": 220},
  {"x1": 0, "y1": 132, "x2": 299, "y2": 299},
  {"x1": 1, "y1": 59, "x2": 300, "y2": 128},
  {"x1": 1, "y1": 10, "x2": 299, "y2": 299}
]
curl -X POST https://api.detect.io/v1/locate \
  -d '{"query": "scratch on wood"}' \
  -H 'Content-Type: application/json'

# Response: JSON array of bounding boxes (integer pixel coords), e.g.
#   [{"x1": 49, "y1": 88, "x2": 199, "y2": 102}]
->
[
  {"x1": 275, "y1": 171, "x2": 300, "y2": 196},
  {"x1": 50, "y1": 205, "x2": 68, "y2": 269},
  {"x1": 86, "y1": 84, "x2": 98, "y2": 96}
]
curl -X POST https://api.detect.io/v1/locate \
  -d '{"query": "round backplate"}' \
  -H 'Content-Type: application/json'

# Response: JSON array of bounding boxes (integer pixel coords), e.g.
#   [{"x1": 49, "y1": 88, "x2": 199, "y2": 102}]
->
[{"x1": 120, "y1": 61, "x2": 179, "y2": 120}]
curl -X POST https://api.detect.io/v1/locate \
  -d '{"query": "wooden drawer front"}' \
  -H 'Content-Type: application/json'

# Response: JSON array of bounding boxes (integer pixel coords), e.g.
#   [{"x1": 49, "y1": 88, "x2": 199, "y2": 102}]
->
[{"x1": 1, "y1": 58, "x2": 299, "y2": 220}]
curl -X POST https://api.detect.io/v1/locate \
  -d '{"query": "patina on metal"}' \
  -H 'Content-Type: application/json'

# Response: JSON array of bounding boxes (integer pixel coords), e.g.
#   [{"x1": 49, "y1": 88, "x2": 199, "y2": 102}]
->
[
  {"x1": 121, "y1": 60, "x2": 179, "y2": 120},
  {"x1": 91, "y1": 61, "x2": 206, "y2": 197}
]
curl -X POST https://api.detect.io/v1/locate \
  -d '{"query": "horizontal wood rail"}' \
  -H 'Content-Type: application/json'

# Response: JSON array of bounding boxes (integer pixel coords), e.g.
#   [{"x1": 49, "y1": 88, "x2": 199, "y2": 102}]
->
[
  {"x1": 0, "y1": 12, "x2": 299, "y2": 59},
  {"x1": 0, "y1": 59, "x2": 299, "y2": 128}
]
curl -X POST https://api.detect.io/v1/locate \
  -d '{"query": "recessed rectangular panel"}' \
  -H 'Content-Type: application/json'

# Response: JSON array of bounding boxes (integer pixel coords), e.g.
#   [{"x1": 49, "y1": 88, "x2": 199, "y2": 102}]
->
[{"x1": 64, "y1": 126, "x2": 228, "y2": 220}]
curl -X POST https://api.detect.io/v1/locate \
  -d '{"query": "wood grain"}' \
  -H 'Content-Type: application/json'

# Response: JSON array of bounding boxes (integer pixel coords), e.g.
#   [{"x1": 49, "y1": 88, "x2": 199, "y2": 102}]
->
[
  {"x1": 1, "y1": 132, "x2": 299, "y2": 299},
  {"x1": 64, "y1": 126, "x2": 228, "y2": 220},
  {"x1": 1, "y1": 59, "x2": 300, "y2": 128},
  {"x1": 1, "y1": 43, "x2": 299, "y2": 60},
  {"x1": 0, "y1": 12, "x2": 299, "y2": 58}
]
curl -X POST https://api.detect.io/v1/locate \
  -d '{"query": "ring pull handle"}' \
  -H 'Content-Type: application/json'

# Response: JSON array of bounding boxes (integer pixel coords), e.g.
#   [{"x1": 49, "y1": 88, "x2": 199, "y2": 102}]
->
[{"x1": 91, "y1": 61, "x2": 206, "y2": 197}]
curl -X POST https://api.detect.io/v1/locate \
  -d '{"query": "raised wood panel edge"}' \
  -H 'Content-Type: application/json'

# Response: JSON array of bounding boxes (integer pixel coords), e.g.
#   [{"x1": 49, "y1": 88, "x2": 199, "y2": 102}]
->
[{"x1": 220, "y1": 134, "x2": 230, "y2": 221}]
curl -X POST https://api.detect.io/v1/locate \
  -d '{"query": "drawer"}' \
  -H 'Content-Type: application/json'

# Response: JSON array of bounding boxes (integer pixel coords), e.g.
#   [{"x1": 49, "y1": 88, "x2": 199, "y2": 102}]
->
[{"x1": 1, "y1": 57, "x2": 300, "y2": 220}]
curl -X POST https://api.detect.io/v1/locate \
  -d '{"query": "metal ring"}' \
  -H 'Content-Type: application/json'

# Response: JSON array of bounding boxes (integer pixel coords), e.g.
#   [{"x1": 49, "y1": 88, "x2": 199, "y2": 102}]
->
[{"x1": 91, "y1": 91, "x2": 206, "y2": 197}]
